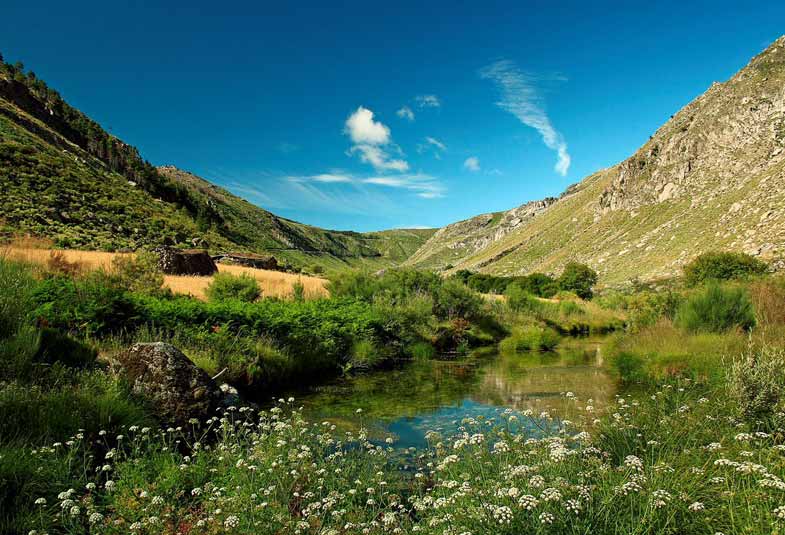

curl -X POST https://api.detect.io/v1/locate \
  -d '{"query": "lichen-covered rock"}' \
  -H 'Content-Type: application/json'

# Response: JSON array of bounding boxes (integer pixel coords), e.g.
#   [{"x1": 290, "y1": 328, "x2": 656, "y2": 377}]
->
[
  {"x1": 116, "y1": 342, "x2": 222, "y2": 424},
  {"x1": 154, "y1": 246, "x2": 217, "y2": 276}
]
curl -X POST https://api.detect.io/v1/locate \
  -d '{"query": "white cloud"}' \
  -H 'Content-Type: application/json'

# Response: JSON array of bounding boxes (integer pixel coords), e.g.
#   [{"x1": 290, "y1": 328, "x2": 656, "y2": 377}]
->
[
  {"x1": 415, "y1": 94, "x2": 441, "y2": 108},
  {"x1": 479, "y1": 60, "x2": 571, "y2": 176},
  {"x1": 344, "y1": 106, "x2": 410, "y2": 173},
  {"x1": 310, "y1": 173, "x2": 353, "y2": 183},
  {"x1": 344, "y1": 106, "x2": 391, "y2": 145},
  {"x1": 464, "y1": 156, "x2": 480, "y2": 172},
  {"x1": 290, "y1": 172, "x2": 445, "y2": 200},
  {"x1": 350, "y1": 145, "x2": 409, "y2": 172},
  {"x1": 363, "y1": 173, "x2": 445, "y2": 198},
  {"x1": 396, "y1": 105, "x2": 415, "y2": 121},
  {"x1": 425, "y1": 136, "x2": 446, "y2": 151}
]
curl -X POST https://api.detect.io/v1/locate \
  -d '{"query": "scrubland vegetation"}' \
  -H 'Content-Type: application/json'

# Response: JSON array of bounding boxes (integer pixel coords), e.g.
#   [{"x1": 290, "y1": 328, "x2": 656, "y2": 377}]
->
[{"x1": 1, "y1": 249, "x2": 784, "y2": 534}]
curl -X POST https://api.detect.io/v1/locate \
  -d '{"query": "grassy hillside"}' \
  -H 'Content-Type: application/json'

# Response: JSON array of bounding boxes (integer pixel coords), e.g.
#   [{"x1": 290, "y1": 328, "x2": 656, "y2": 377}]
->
[
  {"x1": 407, "y1": 36, "x2": 785, "y2": 283},
  {"x1": 0, "y1": 59, "x2": 434, "y2": 271}
]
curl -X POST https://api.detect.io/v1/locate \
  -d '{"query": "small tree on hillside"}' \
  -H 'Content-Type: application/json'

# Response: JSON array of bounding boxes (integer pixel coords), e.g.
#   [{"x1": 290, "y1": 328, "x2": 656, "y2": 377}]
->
[
  {"x1": 558, "y1": 262, "x2": 598, "y2": 300},
  {"x1": 683, "y1": 251, "x2": 768, "y2": 286}
]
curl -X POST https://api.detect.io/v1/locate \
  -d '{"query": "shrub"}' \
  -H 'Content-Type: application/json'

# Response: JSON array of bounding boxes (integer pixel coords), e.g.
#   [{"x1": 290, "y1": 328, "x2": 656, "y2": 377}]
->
[
  {"x1": 505, "y1": 284, "x2": 543, "y2": 313},
  {"x1": 111, "y1": 251, "x2": 164, "y2": 294},
  {"x1": 292, "y1": 280, "x2": 305, "y2": 302},
  {"x1": 433, "y1": 280, "x2": 483, "y2": 320},
  {"x1": 46, "y1": 250, "x2": 81, "y2": 276},
  {"x1": 31, "y1": 273, "x2": 140, "y2": 337},
  {"x1": 34, "y1": 327, "x2": 97, "y2": 369},
  {"x1": 611, "y1": 351, "x2": 647, "y2": 384},
  {"x1": 683, "y1": 251, "x2": 767, "y2": 286},
  {"x1": 499, "y1": 326, "x2": 560, "y2": 353},
  {"x1": 558, "y1": 262, "x2": 598, "y2": 300},
  {"x1": 675, "y1": 284, "x2": 756, "y2": 333},
  {"x1": 205, "y1": 272, "x2": 261, "y2": 303},
  {"x1": 729, "y1": 344, "x2": 785, "y2": 422}
]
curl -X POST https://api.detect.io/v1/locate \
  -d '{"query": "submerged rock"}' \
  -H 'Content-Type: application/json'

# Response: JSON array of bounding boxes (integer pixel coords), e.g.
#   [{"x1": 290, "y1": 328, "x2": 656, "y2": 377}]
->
[{"x1": 116, "y1": 342, "x2": 222, "y2": 424}]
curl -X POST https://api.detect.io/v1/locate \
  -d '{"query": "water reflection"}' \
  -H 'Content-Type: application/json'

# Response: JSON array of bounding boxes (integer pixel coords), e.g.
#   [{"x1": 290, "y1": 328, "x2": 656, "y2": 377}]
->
[{"x1": 286, "y1": 337, "x2": 614, "y2": 449}]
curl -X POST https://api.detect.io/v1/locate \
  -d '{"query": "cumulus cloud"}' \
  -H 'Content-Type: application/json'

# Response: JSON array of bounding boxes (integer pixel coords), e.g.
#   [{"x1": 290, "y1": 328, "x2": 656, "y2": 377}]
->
[
  {"x1": 344, "y1": 106, "x2": 391, "y2": 145},
  {"x1": 396, "y1": 105, "x2": 415, "y2": 121},
  {"x1": 415, "y1": 94, "x2": 441, "y2": 108},
  {"x1": 344, "y1": 106, "x2": 409, "y2": 172},
  {"x1": 463, "y1": 156, "x2": 480, "y2": 172},
  {"x1": 479, "y1": 60, "x2": 571, "y2": 176}
]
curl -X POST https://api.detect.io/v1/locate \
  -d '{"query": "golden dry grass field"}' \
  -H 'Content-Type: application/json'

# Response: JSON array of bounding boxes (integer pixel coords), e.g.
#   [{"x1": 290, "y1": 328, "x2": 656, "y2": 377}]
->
[{"x1": 2, "y1": 245, "x2": 328, "y2": 300}]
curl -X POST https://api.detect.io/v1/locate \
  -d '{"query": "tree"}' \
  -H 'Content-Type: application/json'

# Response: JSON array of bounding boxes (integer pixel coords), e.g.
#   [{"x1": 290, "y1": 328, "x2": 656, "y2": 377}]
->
[
  {"x1": 558, "y1": 262, "x2": 598, "y2": 300},
  {"x1": 683, "y1": 251, "x2": 767, "y2": 286}
]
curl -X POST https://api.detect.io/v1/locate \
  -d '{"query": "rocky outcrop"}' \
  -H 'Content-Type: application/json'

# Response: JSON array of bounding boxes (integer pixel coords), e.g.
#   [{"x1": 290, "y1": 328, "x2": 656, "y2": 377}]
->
[
  {"x1": 116, "y1": 342, "x2": 222, "y2": 424},
  {"x1": 154, "y1": 246, "x2": 217, "y2": 275},
  {"x1": 405, "y1": 198, "x2": 556, "y2": 269}
]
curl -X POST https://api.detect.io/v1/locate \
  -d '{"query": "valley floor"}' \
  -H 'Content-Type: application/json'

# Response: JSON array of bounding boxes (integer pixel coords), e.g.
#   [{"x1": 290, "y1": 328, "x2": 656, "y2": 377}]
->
[{"x1": 2, "y1": 255, "x2": 784, "y2": 534}]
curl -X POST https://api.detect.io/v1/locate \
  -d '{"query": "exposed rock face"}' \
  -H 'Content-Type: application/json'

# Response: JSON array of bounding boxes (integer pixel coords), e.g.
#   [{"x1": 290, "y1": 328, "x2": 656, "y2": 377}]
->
[
  {"x1": 406, "y1": 36, "x2": 785, "y2": 282},
  {"x1": 116, "y1": 342, "x2": 222, "y2": 423},
  {"x1": 404, "y1": 198, "x2": 556, "y2": 269},
  {"x1": 214, "y1": 252, "x2": 280, "y2": 271},
  {"x1": 154, "y1": 246, "x2": 217, "y2": 275}
]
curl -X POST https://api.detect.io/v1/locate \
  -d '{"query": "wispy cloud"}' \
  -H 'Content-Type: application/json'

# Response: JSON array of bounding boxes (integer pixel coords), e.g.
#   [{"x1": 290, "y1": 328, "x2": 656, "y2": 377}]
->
[
  {"x1": 415, "y1": 94, "x2": 441, "y2": 108},
  {"x1": 479, "y1": 60, "x2": 571, "y2": 176},
  {"x1": 277, "y1": 142, "x2": 299, "y2": 154},
  {"x1": 344, "y1": 106, "x2": 409, "y2": 172},
  {"x1": 463, "y1": 156, "x2": 480, "y2": 172},
  {"x1": 425, "y1": 136, "x2": 446, "y2": 151},
  {"x1": 417, "y1": 136, "x2": 447, "y2": 159},
  {"x1": 396, "y1": 105, "x2": 415, "y2": 121},
  {"x1": 291, "y1": 172, "x2": 445, "y2": 199},
  {"x1": 362, "y1": 172, "x2": 444, "y2": 198}
]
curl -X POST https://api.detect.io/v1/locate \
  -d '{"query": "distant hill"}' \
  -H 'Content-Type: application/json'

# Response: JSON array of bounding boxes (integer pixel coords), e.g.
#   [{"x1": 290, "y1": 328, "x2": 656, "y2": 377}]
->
[
  {"x1": 0, "y1": 58, "x2": 434, "y2": 270},
  {"x1": 406, "y1": 36, "x2": 785, "y2": 283}
]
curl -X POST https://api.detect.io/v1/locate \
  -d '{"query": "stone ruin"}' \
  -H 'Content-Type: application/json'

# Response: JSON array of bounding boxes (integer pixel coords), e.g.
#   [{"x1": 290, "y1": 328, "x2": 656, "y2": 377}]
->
[
  {"x1": 154, "y1": 246, "x2": 217, "y2": 276},
  {"x1": 212, "y1": 252, "x2": 280, "y2": 271}
]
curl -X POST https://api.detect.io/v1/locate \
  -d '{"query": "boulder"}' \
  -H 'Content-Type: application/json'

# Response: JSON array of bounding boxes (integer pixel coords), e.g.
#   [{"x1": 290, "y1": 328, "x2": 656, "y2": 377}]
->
[
  {"x1": 116, "y1": 342, "x2": 222, "y2": 424},
  {"x1": 154, "y1": 246, "x2": 217, "y2": 276}
]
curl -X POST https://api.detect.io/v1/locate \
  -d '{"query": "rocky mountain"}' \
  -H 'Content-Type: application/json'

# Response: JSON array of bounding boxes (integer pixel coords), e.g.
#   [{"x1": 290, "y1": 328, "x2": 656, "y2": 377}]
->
[
  {"x1": 0, "y1": 58, "x2": 434, "y2": 270},
  {"x1": 407, "y1": 36, "x2": 785, "y2": 283}
]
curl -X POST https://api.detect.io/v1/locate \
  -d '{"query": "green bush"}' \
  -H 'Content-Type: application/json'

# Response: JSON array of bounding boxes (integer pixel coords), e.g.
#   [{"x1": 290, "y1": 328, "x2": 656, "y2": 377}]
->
[
  {"x1": 729, "y1": 344, "x2": 785, "y2": 422},
  {"x1": 683, "y1": 251, "x2": 768, "y2": 286},
  {"x1": 0, "y1": 259, "x2": 41, "y2": 379},
  {"x1": 34, "y1": 327, "x2": 97, "y2": 369},
  {"x1": 505, "y1": 284, "x2": 543, "y2": 313},
  {"x1": 675, "y1": 284, "x2": 756, "y2": 333},
  {"x1": 558, "y1": 262, "x2": 598, "y2": 300},
  {"x1": 433, "y1": 280, "x2": 483, "y2": 320},
  {"x1": 205, "y1": 272, "x2": 261, "y2": 303},
  {"x1": 31, "y1": 273, "x2": 140, "y2": 337},
  {"x1": 499, "y1": 326, "x2": 560, "y2": 353},
  {"x1": 110, "y1": 251, "x2": 165, "y2": 294}
]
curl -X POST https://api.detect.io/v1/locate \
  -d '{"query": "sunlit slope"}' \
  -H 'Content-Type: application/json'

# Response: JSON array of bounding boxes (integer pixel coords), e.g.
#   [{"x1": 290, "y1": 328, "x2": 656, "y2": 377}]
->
[{"x1": 408, "y1": 36, "x2": 785, "y2": 283}]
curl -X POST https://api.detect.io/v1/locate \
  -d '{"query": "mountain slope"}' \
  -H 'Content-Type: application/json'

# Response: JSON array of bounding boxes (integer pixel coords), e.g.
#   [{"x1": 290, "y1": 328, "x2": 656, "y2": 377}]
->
[
  {"x1": 407, "y1": 36, "x2": 785, "y2": 283},
  {"x1": 0, "y1": 59, "x2": 434, "y2": 269}
]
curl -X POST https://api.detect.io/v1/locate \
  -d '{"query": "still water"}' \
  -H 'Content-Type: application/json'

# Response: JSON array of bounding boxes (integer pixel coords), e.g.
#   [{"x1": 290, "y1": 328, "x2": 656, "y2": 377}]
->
[{"x1": 285, "y1": 338, "x2": 614, "y2": 449}]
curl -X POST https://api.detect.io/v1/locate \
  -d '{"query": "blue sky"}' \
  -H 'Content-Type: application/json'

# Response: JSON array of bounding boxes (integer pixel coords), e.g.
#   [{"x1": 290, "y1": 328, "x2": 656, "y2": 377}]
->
[{"x1": 2, "y1": 1, "x2": 784, "y2": 231}]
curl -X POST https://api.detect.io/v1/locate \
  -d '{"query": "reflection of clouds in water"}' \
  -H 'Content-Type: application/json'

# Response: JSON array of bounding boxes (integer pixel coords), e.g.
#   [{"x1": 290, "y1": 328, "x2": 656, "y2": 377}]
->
[{"x1": 294, "y1": 339, "x2": 615, "y2": 450}]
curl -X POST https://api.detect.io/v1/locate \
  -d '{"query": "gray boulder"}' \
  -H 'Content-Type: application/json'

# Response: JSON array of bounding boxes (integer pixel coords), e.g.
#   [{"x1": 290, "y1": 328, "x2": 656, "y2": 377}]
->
[{"x1": 116, "y1": 342, "x2": 222, "y2": 424}]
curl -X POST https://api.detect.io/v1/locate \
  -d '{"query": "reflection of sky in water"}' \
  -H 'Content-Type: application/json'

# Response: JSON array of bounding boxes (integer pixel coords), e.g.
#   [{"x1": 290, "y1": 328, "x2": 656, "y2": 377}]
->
[
  {"x1": 385, "y1": 398, "x2": 559, "y2": 449},
  {"x1": 287, "y1": 338, "x2": 614, "y2": 450}
]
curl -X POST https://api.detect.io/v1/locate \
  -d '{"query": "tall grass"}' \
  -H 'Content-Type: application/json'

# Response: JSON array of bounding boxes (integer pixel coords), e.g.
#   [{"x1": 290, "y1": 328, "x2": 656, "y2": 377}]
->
[{"x1": 675, "y1": 283, "x2": 756, "y2": 333}]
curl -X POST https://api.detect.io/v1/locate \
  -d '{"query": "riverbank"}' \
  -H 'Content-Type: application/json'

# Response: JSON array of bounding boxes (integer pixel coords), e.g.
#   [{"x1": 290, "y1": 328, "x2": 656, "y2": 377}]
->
[{"x1": 2, "y1": 253, "x2": 784, "y2": 533}]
